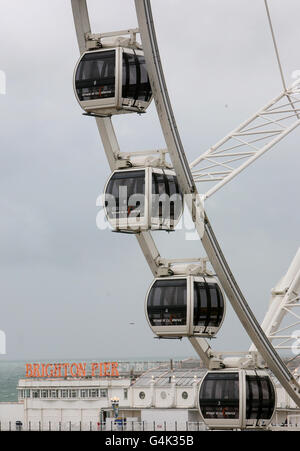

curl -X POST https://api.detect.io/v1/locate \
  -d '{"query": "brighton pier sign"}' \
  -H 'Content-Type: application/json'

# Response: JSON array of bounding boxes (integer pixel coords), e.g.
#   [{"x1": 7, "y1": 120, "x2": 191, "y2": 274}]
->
[{"x1": 25, "y1": 362, "x2": 119, "y2": 378}]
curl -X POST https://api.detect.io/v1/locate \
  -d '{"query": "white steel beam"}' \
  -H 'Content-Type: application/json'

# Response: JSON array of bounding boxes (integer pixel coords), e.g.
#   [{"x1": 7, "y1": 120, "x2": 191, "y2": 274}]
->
[
  {"x1": 250, "y1": 249, "x2": 300, "y2": 354},
  {"x1": 191, "y1": 87, "x2": 300, "y2": 199},
  {"x1": 71, "y1": 0, "x2": 91, "y2": 54},
  {"x1": 188, "y1": 337, "x2": 221, "y2": 369},
  {"x1": 95, "y1": 117, "x2": 120, "y2": 170}
]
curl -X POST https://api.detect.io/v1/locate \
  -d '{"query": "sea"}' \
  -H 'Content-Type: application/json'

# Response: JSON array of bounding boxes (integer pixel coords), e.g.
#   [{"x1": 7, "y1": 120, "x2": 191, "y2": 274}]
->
[{"x1": 0, "y1": 361, "x2": 24, "y2": 402}]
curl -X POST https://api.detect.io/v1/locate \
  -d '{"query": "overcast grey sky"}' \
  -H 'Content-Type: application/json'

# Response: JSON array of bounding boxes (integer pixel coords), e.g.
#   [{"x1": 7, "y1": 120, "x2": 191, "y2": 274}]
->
[{"x1": 0, "y1": 0, "x2": 299, "y2": 360}]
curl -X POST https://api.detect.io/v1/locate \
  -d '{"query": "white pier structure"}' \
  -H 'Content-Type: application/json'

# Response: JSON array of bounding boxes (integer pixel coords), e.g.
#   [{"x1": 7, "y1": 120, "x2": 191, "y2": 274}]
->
[{"x1": 0, "y1": 359, "x2": 299, "y2": 431}]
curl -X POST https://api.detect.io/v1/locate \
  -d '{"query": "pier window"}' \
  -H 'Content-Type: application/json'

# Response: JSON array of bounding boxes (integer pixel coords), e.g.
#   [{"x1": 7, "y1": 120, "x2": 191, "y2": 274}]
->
[
  {"x1": 32, "y1": 390, "x2": 40, "y2": 398},
  {"x1": 160, "y1": 391, "x2": 167, "y2": 400},
  {"x1": 41, "y1": 390, "x2": 49, "y2": 398},
  {"x1": 139, "y1": 391, "x2": 146, "y2": 400},
  {"x1": 89, "y1": 389, "x2": 99, "y2": 398},
  {"x1": 123, "y1": 389, "x2": 128, "y2": 400},
  {"x1": 100, "y1": 389, "x2": 108, "y2": 398},
  {"x1": 50, "y1": 390, "x2": 59, "y2": 398},
  {"x1": 182, "y1": 391, "x2": 188, "y2": 400},
  {"x1": 70, "y1": 390, "x2": 78, "y2": 398},
  {"x1": 81, "y1": 389, "x2": 88, "y2": 398},
  {"x1": 19, "y1": 389, "x2": 31, "y2": 399},
  {"x1": 61, "y1": 389, "x2": 68, "y2": 398}
]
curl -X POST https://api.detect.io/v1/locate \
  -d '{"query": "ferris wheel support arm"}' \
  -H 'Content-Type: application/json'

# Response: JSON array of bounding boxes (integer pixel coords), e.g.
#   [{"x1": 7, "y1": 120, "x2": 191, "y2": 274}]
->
[
  {"x1": 191, "y1": 88, "x2": 300, "y2": 199},
  {"x1": 188, "y1": 337, "x2": 225, "y2": 369},
  {"x1": 135, "y1": 0, "x2": 300, "y2": 406},
  {"x1": 95, "y1": 118, "x2": 121, "y2": 170},
  {"x1": 250, "y1": 248, "x2": 300, "y2": 353},
  {"x1": 71, "y1": 0, "x2": 91, "y2": 54}
]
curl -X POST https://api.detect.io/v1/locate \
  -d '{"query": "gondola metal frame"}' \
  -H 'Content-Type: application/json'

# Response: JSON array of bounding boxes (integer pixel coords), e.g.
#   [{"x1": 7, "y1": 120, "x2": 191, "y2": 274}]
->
[
  {"x1": 103, "y1": 167, "x2": 183, "y2": 232},
  {"x1": 73, "y1": 47, "x2": 152, "y2": 115},
  {"x1": 198, "y1": 369, "x2": 277, "y2": 430},
  {"x1": 145, "y1": 275, "x2": 226, "y2": 338}
]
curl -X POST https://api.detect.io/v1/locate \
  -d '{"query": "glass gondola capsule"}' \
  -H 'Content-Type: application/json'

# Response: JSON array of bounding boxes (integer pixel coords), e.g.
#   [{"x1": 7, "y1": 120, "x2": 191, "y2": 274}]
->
[
  {"x1": 104, "y1": 168, "x2": 183, "y2": 232},
  {"x1": 198, "y1": 370, "x2": 276, "y2": 430},
  {"x1": 145, "y1": 275, "x2": 226, "y2": 338},
  {"x1": 74, "y1": 47, "x2": 152, "y2": 115}
]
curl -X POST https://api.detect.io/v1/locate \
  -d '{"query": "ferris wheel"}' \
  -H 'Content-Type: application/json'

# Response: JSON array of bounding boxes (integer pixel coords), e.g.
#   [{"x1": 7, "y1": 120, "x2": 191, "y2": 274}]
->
[{"x1": 70, "y1": 0, "x2": 300, "y2": 429}]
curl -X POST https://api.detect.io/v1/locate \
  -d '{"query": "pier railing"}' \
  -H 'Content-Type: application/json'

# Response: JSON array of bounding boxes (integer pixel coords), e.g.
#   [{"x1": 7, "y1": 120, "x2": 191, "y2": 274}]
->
[
  {"x1": 0, "y1": 420, "x2": 206, "y2": 432},
  {"x1": 1, "y1": 419, "x2": 300, "y2": 431}
]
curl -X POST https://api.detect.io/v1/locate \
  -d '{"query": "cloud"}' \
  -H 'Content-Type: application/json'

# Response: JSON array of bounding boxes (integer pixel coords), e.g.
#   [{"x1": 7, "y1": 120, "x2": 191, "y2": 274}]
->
[{"x1": 0, "y1": 0, "x2": 299, "y2": 359}]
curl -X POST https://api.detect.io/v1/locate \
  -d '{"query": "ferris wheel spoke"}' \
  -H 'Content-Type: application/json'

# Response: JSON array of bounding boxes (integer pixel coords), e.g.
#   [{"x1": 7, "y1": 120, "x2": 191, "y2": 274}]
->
[{"x1": 190, "y1": 87, "x2": 300, "y2": 200}]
